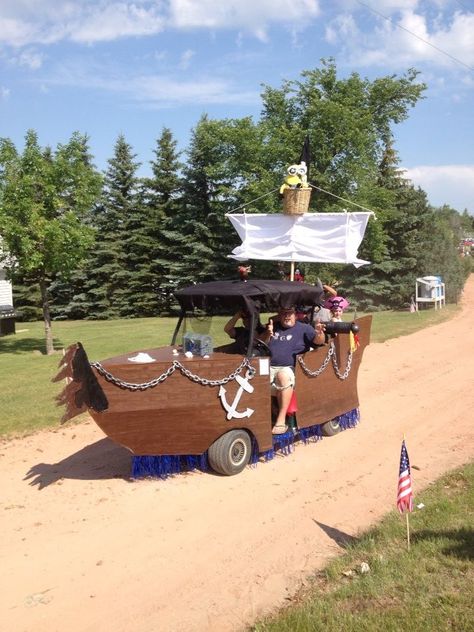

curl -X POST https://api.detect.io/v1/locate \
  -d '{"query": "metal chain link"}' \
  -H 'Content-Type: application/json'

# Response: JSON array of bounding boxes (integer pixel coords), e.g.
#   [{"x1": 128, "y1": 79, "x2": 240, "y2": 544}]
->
[
  {"x1": 175, "y1": 357, "x2": 254, "y2": 386},
  {"x1": 90, "y1": 362, "x2": 176, "y2": 391},
  {"x1": 297, "y1": 344, "x2": 334, "y2": 377},
  {"x1": 297, "y1": 341, "x2": 353, "y2": 380},
  {"x1": 90, "y1": 357, "x2": 254, "y2": 391},
  {"x1": 331, "y1": 348, "x2": 353, "y2": 380}
]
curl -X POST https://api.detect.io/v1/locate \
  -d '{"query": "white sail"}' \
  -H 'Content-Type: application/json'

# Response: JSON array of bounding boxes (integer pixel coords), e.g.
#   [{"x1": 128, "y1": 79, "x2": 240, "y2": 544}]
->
[{"x1": 226, "y1": 212, "x2": 373, "y2": 267}]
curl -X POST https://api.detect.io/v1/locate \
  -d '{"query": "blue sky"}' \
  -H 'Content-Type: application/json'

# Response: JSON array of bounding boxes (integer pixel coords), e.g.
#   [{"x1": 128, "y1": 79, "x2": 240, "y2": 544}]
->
[{"x1": 1, "y1": 0, "x2": 473, "y2": 214}]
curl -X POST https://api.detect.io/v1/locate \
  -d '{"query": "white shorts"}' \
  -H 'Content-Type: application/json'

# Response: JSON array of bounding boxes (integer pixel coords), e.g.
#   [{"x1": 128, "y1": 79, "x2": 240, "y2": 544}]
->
[{"x1": 270, "y1": 366, "x2": 295, "y2": 393}]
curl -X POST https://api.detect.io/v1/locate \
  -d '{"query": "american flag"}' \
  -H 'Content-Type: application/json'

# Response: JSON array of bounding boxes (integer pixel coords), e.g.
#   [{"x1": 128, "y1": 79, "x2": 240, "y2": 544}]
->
[{"x1": 397, "y1": 440, "x2": 413, "y2": 513}]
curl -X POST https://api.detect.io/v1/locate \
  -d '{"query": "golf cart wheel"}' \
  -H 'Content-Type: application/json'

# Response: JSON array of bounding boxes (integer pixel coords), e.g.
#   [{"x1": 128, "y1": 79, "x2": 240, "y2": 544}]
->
[
  {"x1": 320, "y1": 419, "x2": 341, "y2": 437},
  {"x1": 208, "y1": 429, "x2": 252, "y2": 476}
]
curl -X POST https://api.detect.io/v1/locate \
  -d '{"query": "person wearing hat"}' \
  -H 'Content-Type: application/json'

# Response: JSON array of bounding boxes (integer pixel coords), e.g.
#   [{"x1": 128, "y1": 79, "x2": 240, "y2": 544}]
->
[
  {"x1": 312, "y1": 283, "x2": 338, "y2": 323},
  {"x1": 323, "y1": 296, "x2": 350, "y2": 322},
  {"x1": 259, "y1": 306, "x2": 325, "y2": 435}
]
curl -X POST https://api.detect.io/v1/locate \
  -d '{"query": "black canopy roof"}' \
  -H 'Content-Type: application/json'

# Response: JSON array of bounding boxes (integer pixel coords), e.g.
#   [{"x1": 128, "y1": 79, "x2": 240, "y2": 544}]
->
[{"x1": 174, "y1": 279, "x2": 325, "y2": 314}]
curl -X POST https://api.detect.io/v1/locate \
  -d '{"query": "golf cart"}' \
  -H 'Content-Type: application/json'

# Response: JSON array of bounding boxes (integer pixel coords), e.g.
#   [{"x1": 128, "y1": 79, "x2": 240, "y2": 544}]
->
[{"x1": 55, "y1": 278, "x2": 371, "y2": 478}]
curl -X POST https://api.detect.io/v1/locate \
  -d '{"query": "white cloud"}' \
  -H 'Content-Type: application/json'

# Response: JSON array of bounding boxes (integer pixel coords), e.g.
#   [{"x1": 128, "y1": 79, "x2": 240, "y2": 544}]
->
[
  {"x1": 432, "y1": 11, "x2": 474, "y2": 66},
  {"x1": 326, "y1": 7, "x2": 474, "y2": 70},
  {"x1": 16, "y1": 48, "x2": 43, "y2": 69},
  {"x1": 403, "y1": 164, "x2": 474, "y2": 212},
  {"x1": 128, "y1": 75, "x2": 260, "y2": 106},
  {"x1": 0, "y1": 0, "x2": 321, "y2": 48},
  {"x1": 70, "y1": 3, "x2": 165, "y2": 44},
  {"x1": 1, "y1": 86, "x2": 11, "y2": 99},
  {"x1": 325, "y1": 13, "x2": 358, "y2": 46},
  {"x1": 339, "y1": 0, "x2": 420, "y2": 13},
  {"x1": 154, "y1": 50, "x2": 167, "y2": 62},
  {"x1": 40, "y1": 61, "x2": 260, "y2": 107},
  {"x1": 0, "y1": 1, "x2": 165, "y2": 46},
  {"x1": 0, "y1": 16, "x2": 39, "y2": 47},
  {"x1": 168, "y1": 0, "x2": 320, "y2": 32},
  {"x1": 178, "y1": 49, "x2": 195, "y2": 70}
]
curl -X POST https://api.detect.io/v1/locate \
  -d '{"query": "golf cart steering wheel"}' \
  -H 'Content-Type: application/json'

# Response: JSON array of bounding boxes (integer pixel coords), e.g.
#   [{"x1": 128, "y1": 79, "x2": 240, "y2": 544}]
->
[{"x1": 249, "y1": 338, "x2": 271, "y2": 358}]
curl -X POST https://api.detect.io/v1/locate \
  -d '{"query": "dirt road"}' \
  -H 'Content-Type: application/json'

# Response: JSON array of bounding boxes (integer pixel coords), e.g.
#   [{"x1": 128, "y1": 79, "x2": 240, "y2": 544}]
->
[{"x1": 2, "y1": 276, "x2": 474, "y2": 632}]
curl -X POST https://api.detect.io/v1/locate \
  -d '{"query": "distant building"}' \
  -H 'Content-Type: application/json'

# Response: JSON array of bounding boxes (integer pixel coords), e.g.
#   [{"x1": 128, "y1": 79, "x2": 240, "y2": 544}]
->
[
  {"x1": 0, "y1": 247, "x2": 16, "y2": 335},
  {"x1": 0, "y1": 264, "x2": 13, "y2": 305}
]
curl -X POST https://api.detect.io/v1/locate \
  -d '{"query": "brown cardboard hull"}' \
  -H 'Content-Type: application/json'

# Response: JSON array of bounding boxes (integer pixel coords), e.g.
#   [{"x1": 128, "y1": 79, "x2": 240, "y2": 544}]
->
[{"x1": 56, "y1": 316, "x2": 371, "y2": 456}]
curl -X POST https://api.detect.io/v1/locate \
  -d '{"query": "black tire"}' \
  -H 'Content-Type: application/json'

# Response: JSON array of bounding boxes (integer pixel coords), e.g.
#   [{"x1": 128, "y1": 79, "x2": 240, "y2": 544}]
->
[
  {"x1": 320, "y1": 419, "x2": 341, "y2": 437},
  {"x1": 208, "y1": 429, "x2": 252, "y2": 476}
]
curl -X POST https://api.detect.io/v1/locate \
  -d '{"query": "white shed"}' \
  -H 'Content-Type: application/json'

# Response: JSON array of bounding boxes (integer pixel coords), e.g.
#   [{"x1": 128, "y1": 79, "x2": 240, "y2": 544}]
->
[{"x1": 415, "y1": 276, "x2": 446, "y2": 310}]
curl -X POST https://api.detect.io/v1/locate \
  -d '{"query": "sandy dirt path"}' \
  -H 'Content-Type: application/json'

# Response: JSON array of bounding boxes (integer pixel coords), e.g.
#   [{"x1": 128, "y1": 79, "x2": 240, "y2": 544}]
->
[{"x1": 2, "y1": 276, "x2": 474, "y2": 632}]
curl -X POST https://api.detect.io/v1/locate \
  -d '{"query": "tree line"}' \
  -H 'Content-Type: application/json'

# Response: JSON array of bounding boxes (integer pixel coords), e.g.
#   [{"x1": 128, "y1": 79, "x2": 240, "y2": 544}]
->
[{"x1": 1, "y1": 60, "x2": 472, "y2": 354}]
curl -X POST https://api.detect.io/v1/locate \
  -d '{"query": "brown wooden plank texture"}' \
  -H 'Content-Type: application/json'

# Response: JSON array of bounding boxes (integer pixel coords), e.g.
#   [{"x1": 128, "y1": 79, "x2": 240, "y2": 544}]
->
[
  {"x1": 294, "y1": 315, "x2": 372, "y2": 426},
  {"x1": 57, "y1": 316, "x2": 371, "y2": 456},
  {"x1": 89, "y1": 350, "x2": 272, "y2": 454}
]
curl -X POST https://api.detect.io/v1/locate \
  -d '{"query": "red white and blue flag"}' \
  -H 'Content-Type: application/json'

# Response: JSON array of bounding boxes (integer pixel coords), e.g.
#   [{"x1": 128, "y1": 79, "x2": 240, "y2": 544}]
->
[{"x1": 397, "y1": 440, "x2": 413, "y2": 513}]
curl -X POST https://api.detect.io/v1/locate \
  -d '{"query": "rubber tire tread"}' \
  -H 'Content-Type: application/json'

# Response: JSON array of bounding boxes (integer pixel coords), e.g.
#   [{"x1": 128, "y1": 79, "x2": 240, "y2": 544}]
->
[
  {"x1": 208, "y1": 429, "x2": 251, "y2": 476},
  {"x1": 321, "y1": 419, "x2": 341, "y2": 437}
]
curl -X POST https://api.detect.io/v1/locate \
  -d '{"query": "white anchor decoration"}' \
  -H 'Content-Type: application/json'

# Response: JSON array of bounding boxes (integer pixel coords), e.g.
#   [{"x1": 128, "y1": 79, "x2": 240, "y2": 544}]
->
[{"x1": 218, "y1": 370, "x2": 255, "y2": 420}]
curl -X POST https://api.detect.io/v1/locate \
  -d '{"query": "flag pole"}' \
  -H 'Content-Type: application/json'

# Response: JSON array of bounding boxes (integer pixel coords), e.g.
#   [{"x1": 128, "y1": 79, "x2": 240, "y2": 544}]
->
[
  {"x1": 406, "y1": 512, "x2": 410, "y2": 551},
  {"x1": 403, "y1": 433, "x2": 410, "y2": 550},
  {"x1": 398, "y1": 435, "x2": 413, "y2": 552},
  {"x1": 404, "y1": 433, "x2": 410, "y2": 550}
]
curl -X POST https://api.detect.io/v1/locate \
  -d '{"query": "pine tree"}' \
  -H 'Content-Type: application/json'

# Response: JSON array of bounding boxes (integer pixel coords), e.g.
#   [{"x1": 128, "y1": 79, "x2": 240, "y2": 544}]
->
[
  {"x1": 141, "y1": 128, "x2": 187, "y2": 313},
  {"x1": 341, "y1": 143, "x2": 433, "y2": 309},
  {"x1": 84, "y1": 134, "x2": 140, "y2": 319},
  {"x1": 419, "y1": 206, "x2": 466, "y2": 303},
  {"x1": 180, "y1": 116, "x2": 244, "y2": 285},
  {"x1": 12, "y1": 274, "x2": 42, "y2": 321}
]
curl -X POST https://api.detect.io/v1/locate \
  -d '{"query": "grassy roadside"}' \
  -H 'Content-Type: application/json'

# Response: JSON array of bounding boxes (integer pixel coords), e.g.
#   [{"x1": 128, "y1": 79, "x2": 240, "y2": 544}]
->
[
  {"x1": 0, "y1": 305, "x2": 458, "y2": 437},
  {"x1": 252, "y1": 462, "x2": 474, "y2": 632}
]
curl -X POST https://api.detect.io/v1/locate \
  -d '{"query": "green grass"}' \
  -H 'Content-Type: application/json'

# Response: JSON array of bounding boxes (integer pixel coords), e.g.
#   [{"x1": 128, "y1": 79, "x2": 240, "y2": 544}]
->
[
  {"x1": 0, "y1": 305, "x2": 458, "y2": 437},
  {"x1": 251, "y1": 463, "x2": 474, "y2": 632},
  {"x1": 357, "y1": 304, "x2": 458, "y2": 343}
]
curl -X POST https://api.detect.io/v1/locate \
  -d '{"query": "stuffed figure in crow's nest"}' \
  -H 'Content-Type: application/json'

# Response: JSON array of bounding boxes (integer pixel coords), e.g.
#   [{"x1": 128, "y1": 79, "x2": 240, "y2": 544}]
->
[
  {"x1": 280, "y1": 135, "x2": 312, "y2": 195},
  {"x1": 279, "y1": 162, "x2": 309, "y2": 194}
]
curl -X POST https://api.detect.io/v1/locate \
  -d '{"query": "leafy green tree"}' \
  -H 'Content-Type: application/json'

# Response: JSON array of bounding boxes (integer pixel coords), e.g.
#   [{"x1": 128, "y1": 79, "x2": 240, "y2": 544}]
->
[
  {"x1": 258, "y1": 60, "x2": 427, "y2": 287},
  {"x1": 0, "y1": 130, "x2": 102, "y2": 353},
  {"x1": 460, "y1": 209, "x2": 474, "y2": 234},
  {"x1": 179, "y1": 115, "x2": 287, "y2": 283},
  {"x1": 419, "y1": 206, "x2": 468, "y2": 303},
  {"x1": 260, "y1": 60, "x2": 425, "y2": 212}
]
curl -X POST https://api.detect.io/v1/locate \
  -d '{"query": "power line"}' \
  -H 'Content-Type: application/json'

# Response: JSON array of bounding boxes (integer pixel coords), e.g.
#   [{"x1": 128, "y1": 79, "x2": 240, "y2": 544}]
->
[
  {"x1": 453, "y1": 0, "x2": 470, "y2": 12},
  {"x1": 356, "y1": 1, "x2": 474, "y2": 72}
]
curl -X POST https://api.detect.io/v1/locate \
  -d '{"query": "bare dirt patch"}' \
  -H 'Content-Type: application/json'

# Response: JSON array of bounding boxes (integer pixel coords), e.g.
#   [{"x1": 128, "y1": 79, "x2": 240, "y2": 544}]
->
[{"x1": 2, "y1": 277, "x2": 474, "y2": 632}]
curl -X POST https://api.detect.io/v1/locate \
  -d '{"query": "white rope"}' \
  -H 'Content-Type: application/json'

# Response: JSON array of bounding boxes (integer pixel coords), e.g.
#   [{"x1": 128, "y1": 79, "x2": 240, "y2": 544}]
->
[
  {"x1": 309, "y1": 183, "x2": 377, "y2": 216},
  {"x1": 227, "y1": 188, "x2": 280, "y2": 214},
  {"x1": 226, "y1": 183, "x2": 377, "y2": 217}
]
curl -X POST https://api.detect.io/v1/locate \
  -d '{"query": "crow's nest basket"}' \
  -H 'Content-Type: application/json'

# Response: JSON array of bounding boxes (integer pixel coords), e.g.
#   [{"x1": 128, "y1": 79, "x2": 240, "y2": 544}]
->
[{"x1": 282, "y1": 188, "x2": 312, "y2": 215}]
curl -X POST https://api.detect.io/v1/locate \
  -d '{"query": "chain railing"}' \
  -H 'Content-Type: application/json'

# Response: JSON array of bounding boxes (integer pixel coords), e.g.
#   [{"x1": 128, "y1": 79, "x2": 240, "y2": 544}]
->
[
  {"x1": 331, "y1": 346, "x2": 353, "y2": 380},
  {"x1": 297, "y1": 341, "x2": 353, "y2": 380},
  {"x1": 297, "y1": 344, "x2": 334, "y2": 377},
  {"x1": 90, "y1": 357, "x2": 254, "y2": 392}
]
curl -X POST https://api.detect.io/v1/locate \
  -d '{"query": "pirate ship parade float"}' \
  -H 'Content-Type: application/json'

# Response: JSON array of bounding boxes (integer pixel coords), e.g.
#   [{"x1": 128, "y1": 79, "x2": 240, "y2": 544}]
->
[{"x1": 54, "y1": 152, "x2": 374, "y2": 478}]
